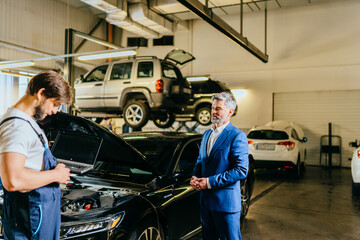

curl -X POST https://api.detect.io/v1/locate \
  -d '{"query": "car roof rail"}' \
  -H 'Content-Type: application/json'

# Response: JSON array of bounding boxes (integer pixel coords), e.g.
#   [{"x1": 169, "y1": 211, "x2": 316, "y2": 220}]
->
[{"x1": 128, "y1": 56, "x2": 158, "y2": 60}]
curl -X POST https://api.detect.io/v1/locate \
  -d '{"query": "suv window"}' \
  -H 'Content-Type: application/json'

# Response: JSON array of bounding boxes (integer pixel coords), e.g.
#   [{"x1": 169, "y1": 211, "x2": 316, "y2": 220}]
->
[
  {"x1": 291, "y1": 129, "x2": 299, "y2": 140},
  {"x1": 83, "y1": 65, "x2": 108, "y2": 83},
  {"x1": 137, "y1": 62, "x2": 153, "y2": 78},
  {"x1": 110, "y1": 62, "x2": 132, "y2": 80},
  {"x1": 162, "y1": 63, "x2": 180, "y2": 79},
  {"x1": 247, "y1": 130, "x2": 289, "y2": 140},
  {"x1": 190, "y1": 80, "x2": 229, "y2": 93}
]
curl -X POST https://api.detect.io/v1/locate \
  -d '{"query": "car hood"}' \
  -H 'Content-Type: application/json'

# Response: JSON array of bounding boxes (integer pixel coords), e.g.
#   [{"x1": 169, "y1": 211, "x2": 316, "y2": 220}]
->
[
  {"x1": 164, "y1": 49, "x2": 195, "y2": 65},
  {"x1": 38, "y1": 112, "x2": 158, "y2": 175}
]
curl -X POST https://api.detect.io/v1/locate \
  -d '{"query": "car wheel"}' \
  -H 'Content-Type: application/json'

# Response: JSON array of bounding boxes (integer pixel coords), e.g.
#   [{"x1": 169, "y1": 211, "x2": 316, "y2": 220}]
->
[
  {"x1": 240, "y1": 181, "x2": 251, "y2": 225},
  {"x1": 124, "y1": 101, "x2": 149, "y2": 129},
  {"x1": 352, "y1": 180, "x2": 360, "y2": 197},
  {"x1": 153, "y1": 112, "x2": 176, "y2": 129},
  {"x1": 293, "y1": 159, "x2": 301, "y2": 178},
  {"x1": 129, "y1": 219, "x2": 164, "y2": 240},
  {"x1": 196, "y1": 107, "x2": 211, "y2": 126}
]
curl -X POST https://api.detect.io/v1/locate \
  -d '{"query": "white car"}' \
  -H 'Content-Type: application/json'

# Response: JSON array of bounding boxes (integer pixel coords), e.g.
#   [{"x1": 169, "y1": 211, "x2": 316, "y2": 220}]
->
[
  {"x1": 349, "y1": 140, "x2": 360, "y2": 196},
  {"x1": 247, "y1": 120, "x2": 307, "y2": 177}
]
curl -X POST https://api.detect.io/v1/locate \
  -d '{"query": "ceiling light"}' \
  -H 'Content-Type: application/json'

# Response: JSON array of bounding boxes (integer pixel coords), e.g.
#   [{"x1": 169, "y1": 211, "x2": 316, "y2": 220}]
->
[
  {"x1": 0, "y1": 61, "x2": 35, "y2": 69},
  {"x1": 231, "y1": 89, "x2": 247, "y2": 100},
  {"x1": 78, "y1": 50, "x2": 137, "y2": 61},
  {"x1": 186, "y1": 76, "x2": 209, "y2": 82},
  {"x1": 0, "y1": 70, "x2": 36, "y2": 78}
]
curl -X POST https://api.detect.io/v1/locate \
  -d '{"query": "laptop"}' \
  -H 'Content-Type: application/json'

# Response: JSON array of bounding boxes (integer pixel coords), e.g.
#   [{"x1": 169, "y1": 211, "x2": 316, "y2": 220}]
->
[{"x1": 51, "y1": 131, "x2": 103, "y2": 174}]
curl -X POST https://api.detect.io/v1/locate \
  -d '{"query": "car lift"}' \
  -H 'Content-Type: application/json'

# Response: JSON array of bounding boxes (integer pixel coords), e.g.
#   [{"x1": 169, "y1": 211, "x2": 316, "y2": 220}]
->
[{"x1": 174, "y1": 120, "x2": 200, "y2": 133}]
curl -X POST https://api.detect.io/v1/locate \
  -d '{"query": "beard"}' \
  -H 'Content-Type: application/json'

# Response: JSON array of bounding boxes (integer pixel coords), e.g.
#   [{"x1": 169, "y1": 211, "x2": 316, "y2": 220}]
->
[
  {"x1": 211, "y1": 114, "x2": 227, "y2": 124},
  {"x1": 33, "y1": 100, "x2": 46, "y2": 120}
]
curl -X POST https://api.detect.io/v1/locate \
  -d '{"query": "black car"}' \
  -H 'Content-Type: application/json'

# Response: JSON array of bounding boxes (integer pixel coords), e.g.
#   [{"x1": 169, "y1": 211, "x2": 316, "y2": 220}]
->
[
  {"x1": 0, "y1": 113, "x2": 254, "y2": 239},
  {"x1": 175, "y1": 78, "x2": 238, "y2": 126}
]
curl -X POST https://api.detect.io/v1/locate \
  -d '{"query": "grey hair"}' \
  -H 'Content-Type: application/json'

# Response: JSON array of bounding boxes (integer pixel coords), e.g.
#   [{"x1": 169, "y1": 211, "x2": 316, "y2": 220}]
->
[{"x1": 211, "y1": 92, "x2": 237, "y2": 111}]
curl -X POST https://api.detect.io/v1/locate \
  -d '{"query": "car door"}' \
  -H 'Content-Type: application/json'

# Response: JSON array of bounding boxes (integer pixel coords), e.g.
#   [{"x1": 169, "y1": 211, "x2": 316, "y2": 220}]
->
[
  {"x1": 74, "y1": 65, "x2": 108, "y2": 109},
  {"x1": 104, "y1": 61, "x2": 133, "y2": 108},
  {"x1": 291, "y1": 128, "x2": 305, "y2": 161},
  {"x1": 165, "y1": 140, "x2": 201, "y2": 239}
]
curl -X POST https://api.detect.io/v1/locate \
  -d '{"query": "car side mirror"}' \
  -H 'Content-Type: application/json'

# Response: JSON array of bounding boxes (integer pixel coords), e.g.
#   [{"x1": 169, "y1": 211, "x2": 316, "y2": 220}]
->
[
  {"x1": 300, "y1": 137, "x2": 307, "y2": 143},
  {"x1": 171, "y1": 172, "x2": 185, "y2": 183},
  {"x1": 349, "y1": 140, "x2": 359, "y2": 148}
]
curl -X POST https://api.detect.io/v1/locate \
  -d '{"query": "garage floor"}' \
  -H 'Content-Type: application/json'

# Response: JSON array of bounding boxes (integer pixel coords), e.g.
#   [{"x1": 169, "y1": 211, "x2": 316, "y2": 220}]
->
[{"x1": 191, "y1": 166, "x2": 360, "y2": 240}]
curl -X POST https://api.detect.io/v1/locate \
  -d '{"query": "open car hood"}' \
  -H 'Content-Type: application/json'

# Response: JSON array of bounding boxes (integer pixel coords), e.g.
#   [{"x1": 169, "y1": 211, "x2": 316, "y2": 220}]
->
[
  {"x1": 164, "y1": 49, "x2": 195, "y2": 65},
  {"x1": 38, "y1": 112, "x2": 158, "y2": 176}
]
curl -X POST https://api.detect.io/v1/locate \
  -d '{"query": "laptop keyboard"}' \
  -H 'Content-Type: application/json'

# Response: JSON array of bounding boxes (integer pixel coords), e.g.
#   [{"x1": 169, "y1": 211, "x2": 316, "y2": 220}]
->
[{"x1": 65, "y1": 163, "x2": 86, "y2": 170}]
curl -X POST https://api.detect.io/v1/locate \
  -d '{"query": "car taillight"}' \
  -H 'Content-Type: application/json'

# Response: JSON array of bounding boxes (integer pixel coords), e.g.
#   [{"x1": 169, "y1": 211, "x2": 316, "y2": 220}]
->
[
  {"x1": 278, "y1": 141, "x2": 295, "y2": 151},
  {"x1": 156, "y1": 79, "x2": 164, "y2": 93},
  {"x1": 248, "y1": 140, "x2": 255, "y2": 144},
  {"x1": 357, "y1": 150, "x2": 360, "y2": 158}
]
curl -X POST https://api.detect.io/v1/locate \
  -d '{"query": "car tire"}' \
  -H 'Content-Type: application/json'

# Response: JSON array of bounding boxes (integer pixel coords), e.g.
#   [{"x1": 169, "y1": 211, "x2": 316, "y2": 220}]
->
[
  {"x1": 153, "y1": 112, "x2": 176, "y2": 129},
  {"x1": 240, "y1": 180, "x2": 251, "y2": 226},
  {"x1": 196, "y1": 107, "x2": 212, "y2": 126},
  {"x1": 352, "y1": 180, "x2": 360, "y2": 197},
  {"x1": 124, "y1": 101, "x2": 149, "y2": 129},
  {"x1": 129, "y1": 219, "x2": 164, "y2": 240},
  {"x1": 293, "y1": 158, "x2": 301, "y2": 178}
]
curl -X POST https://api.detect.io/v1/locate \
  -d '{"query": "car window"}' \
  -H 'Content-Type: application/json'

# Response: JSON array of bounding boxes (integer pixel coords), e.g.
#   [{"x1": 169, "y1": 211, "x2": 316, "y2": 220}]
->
[
  {"x1": 190, "y1": 81, "x2": 229, "y2": 93},
  {"x1": 137, "y1": 62, "x2": 153, "y2": 78},
  {"x1": 291, "y1": 129, "x2": 299, "y2": 140},
  {"x1": 110, "y1": 62, "x2": 132, "y2": 80},
  {"x1": 162, "y1": 63, "x2": 179, "y2": 79},
  {"x1": 175, "y1": 141, "x2": 200, "y2": 178},
  {"x1": 83, "y1": 65, "x2": 108, "y2": 83},
  {"x1": 247, "y1": 130, "x2": 289, "y2": 140}
]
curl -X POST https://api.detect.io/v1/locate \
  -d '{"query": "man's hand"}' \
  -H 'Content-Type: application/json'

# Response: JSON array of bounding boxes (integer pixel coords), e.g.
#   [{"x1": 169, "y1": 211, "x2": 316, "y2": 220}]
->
[
  {"x1": 190, "y1": 176, "x2": 207, "y2": 191},
  {"x1": 53, "y1": 164, "x2": 71, "y2": 184}
]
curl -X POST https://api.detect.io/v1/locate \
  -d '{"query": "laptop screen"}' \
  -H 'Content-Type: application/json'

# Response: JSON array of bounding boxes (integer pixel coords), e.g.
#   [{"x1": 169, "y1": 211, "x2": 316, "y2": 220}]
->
[{"x1": 51, "y1": 132, "x2": 103, "y2": 165}]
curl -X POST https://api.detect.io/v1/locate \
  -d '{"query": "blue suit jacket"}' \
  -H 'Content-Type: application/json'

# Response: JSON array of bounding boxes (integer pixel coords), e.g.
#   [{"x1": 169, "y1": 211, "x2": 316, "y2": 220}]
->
[{"x1": 193, "y1": 122, "x2": 248, "y2": 213}]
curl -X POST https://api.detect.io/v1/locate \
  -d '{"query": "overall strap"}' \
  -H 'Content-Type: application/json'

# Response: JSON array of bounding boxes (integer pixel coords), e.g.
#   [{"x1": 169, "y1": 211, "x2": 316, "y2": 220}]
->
[{"x1": 0, "y1": 116, "x2": 47, "y2": 147}]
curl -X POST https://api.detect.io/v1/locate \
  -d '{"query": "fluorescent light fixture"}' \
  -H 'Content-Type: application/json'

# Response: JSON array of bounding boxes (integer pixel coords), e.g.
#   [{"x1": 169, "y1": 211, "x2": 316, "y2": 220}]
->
[
  {"x1": 186, "y1": 76, "x2": 209, "y2": 82},
  {"x1": 78, "y1": 50, "x2": 137, "y2": 61},
  {"x1": 0, "y1": 61, "x2": 35, "y2": 69},
  {"x1": 0, "y1": 70, "x2": 36, "y2": 78},
  {"x1": 231, "y1": 89, "x2": 247, "y2": 100}
]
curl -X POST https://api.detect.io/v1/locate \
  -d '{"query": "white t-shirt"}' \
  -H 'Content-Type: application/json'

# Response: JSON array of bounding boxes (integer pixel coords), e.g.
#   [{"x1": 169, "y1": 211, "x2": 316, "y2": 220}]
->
[{"x1": 0, "y1": 108, "x2": 47, "y2": 171}]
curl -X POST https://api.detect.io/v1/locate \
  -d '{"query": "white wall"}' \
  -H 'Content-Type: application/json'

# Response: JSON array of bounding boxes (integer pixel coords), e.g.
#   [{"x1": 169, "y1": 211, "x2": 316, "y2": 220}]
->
[{"x1": 134, "y1": 0, "x2": 360, "y2": 130}]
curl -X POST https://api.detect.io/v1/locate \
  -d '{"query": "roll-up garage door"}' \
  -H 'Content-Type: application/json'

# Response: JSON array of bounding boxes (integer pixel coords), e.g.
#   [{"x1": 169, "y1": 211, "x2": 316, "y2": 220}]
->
[{"x1": 274, "y1": 90, "x2": 360, "y2": 167}]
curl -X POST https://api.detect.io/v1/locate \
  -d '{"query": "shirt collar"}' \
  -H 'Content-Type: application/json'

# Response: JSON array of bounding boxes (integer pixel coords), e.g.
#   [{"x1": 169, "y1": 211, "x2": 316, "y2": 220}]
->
[{"x1": 212, "y1": 121, "x2": 230, "y2": 133}]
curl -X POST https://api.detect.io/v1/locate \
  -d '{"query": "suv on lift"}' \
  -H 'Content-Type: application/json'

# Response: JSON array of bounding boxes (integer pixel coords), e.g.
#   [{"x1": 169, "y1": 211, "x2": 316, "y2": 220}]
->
[
  {"x1": 175, "y1": 77, "x2": 237, "y2": 126},
  {"x1": 74, "y1": 49, "x2": 194, "y2": 129}
]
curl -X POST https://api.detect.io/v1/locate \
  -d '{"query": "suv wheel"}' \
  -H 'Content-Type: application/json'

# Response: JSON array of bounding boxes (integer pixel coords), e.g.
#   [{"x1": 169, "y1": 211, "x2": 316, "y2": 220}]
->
[
  {"x1": 124, "y1": 101, "x2": 149, "y2": 129},
  {"x1": 153, "y1": 112, "x2": 176, "y2": 129},
  {"x1": 196, "y1": 107, "x2": 212, "y2": 126}
]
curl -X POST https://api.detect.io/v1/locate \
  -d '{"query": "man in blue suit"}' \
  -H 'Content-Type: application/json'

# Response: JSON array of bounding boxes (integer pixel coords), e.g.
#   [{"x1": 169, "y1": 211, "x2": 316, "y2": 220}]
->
[{"x1": 190, "y1": 92, "x2": 248, "y2": 240}]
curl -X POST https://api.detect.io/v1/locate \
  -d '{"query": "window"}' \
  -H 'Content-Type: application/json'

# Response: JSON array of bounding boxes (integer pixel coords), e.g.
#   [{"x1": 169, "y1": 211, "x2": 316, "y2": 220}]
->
[
  {"x1": 176, "y1": 141, "x2": 200, "y2": 178},
  {"x1": 137, "y1": 62, "x2": 153, "y2": 78},
  {"x1": 153, "y1": 36, "x2": 174, "y2": 46},
  {"x1": 247, "y1": 130, "x2": 289, "y2": 140},
  {"x1": 127, "y1": 37, "x2": 148, "y2": 47},
  {"x1": 162, "y1": 63, "x2": 179, "y2": 79},
  {"x1": 83, "y1": 65, "x2": 108, "y2": 83},
  {"x1": 291, "y1": 129, "x2": 299, "y2": 140},
  {"x1": 190, "y1": 81, "x2": 229, "y2": 94},
  {"x1": 110, "y1": 62, "x2": 132, "y2": 80}
]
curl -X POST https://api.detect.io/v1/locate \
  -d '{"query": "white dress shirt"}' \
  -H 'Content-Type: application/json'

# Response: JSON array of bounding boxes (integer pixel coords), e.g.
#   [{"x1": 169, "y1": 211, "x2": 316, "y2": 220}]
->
[{"x1": 206, "y1": 121, "x2": 230, "y2": 189}]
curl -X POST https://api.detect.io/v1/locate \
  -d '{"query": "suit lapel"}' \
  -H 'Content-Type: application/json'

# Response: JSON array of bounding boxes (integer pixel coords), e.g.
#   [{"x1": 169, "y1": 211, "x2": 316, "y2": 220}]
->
[
  {"x1": 202, "y1": 130, "x2": 212, "y2": 157},
  {"x1": 209, "y1": 122, "x2": 232, "y2": 158}
]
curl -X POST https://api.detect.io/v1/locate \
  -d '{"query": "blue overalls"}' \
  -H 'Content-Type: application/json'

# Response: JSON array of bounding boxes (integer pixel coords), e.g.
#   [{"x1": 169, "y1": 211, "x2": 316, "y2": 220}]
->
[{"x1": 0, "y1": 117, "x2": 61, "y2": 240}]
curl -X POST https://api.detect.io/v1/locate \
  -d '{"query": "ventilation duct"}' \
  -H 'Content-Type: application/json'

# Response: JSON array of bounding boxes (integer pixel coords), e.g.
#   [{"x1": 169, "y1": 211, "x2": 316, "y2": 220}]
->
[
  {"x1": 111, "y1": 18, "x2": 160, "y2": 39},
  {"x1": 129, "y1": 3, "x2": 175, "y2": 35}
]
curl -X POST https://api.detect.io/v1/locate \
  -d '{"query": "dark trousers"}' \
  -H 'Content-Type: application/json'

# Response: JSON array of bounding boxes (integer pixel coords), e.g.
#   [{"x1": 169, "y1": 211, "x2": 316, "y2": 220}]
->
[{"x1": 201, "y1": 207, "x2": 241, "y2": 240}]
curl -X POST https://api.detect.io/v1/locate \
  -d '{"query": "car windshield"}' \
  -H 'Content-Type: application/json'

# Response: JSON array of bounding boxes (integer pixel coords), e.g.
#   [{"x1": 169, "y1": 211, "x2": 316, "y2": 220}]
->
[
  {"x1": 124, "y1": 137, "x2": 179, "y2": 176},
  {"x1": 247, "y1": 130, "x2": 289, "y2": 140}
]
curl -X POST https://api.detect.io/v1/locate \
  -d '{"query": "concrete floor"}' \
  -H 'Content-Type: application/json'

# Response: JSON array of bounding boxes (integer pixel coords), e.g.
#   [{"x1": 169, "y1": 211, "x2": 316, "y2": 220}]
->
[{"x1": 191, "y1": 166, "x2": 360, "y2": 240}]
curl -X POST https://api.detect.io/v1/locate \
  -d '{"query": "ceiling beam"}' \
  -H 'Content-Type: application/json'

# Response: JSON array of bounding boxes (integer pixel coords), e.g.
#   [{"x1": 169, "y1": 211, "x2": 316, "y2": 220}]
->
[{"x1": 177, "y1": 0, "x2": 268, "y2": 63}]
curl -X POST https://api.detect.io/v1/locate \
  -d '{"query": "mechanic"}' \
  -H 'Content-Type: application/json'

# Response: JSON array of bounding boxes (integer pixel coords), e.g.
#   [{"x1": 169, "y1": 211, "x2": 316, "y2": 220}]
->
[
  {"x1": 190, "y1": 91, "x2": 249, "y2": 240},
  {"x1": 0, "y1": 71, "x2": 72, "y2": 240}
]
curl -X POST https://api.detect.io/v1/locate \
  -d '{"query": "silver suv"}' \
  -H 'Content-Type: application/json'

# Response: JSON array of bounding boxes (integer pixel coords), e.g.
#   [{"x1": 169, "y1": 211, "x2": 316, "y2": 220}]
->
[{"x1": 74, "y1": 49, "x2": 193, "y2": 129}]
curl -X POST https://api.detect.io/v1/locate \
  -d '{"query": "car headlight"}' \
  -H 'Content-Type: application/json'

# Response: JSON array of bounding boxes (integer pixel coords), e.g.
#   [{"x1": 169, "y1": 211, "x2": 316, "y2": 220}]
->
[{"x1": 60, "y1": 211, "x2": 125, "y2": 239}]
